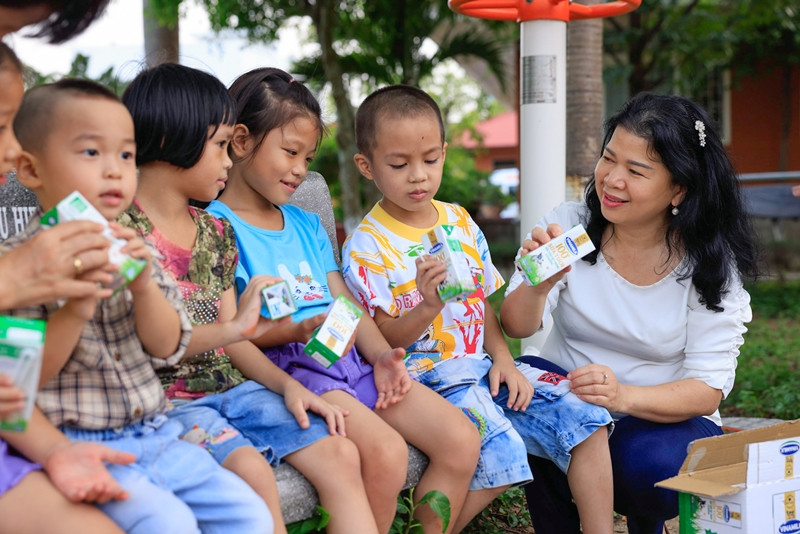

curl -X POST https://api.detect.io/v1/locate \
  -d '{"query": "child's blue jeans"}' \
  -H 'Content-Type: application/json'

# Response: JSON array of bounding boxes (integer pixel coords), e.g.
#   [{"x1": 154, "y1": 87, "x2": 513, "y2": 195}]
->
[{"x1": 61, "y1": 414, "x2": 273, "y2": 534}]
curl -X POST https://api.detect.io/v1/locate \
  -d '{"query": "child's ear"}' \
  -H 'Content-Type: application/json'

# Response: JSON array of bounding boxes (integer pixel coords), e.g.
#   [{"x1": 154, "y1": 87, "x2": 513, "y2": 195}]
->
[
  {"x1": 231, "y1": 124, "x2": 253, "y2": 159},
  {"x1": 14, "y1": 151, "x2": 43, "y2": 191},
  {"x1": 442, "y1": 141, "x2": 448, "y2": 163},
  {"x1": 353, "y1": 153, "x2": 374, "y2": 181}
]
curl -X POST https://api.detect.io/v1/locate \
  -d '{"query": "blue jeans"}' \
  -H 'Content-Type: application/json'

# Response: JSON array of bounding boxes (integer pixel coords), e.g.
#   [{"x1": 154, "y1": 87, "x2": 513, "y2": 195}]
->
[
  {"x1": 168, "y1": 380, "x2": 331, "y2": 465},
  {"x1": 518, "y1": 355, "x2": 722, "y2": 534},
  {"x1": 417, "y1": 356, "x2": 612, "y2": 490},
  {"x1": 61, "y1": 414, "x2": 273, "y2": 534}
]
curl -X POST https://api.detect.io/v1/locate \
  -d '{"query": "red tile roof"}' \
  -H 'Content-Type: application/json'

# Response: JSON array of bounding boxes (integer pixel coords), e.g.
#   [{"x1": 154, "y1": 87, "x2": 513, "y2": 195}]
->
[{"x1": 457, "y1": 110, "x2": 518, "y2": 149}]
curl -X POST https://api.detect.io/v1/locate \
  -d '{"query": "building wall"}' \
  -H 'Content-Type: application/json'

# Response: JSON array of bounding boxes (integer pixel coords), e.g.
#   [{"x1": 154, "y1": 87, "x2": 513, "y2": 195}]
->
[{"x1": 727, "y1": 64, "x2": 800, "y2": 173}]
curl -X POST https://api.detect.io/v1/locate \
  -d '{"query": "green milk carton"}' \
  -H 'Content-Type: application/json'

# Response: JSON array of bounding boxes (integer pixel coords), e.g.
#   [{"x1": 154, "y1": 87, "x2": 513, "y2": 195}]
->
[
  {"x1": 0, "y1": 316, "x2": 46, "y2": 431},
  {"x1": 421, "y1": 225, "x2": 477, "y2": 302},
  {"x1": 304, "y1": 295, "x2": 363, "y2": 368},
  {"x1": 41, "y1": 191, "x2": 146, "y2": 293}
]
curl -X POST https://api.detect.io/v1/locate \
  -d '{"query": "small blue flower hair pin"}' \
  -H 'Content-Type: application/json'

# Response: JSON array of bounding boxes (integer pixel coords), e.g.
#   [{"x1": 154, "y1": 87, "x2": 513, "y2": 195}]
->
[{"x1": 694, "y1": 120, "x2": 706, "y2": 147}]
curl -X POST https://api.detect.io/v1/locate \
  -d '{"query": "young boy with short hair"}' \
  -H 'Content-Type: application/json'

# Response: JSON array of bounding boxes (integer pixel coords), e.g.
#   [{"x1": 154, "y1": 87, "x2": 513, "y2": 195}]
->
[
  {"x1": 342, "y1": 84, "x2": 615, "y2": 533},
  {"x1": 5, "y1": 78, "x2": 272, "y2": 534}
]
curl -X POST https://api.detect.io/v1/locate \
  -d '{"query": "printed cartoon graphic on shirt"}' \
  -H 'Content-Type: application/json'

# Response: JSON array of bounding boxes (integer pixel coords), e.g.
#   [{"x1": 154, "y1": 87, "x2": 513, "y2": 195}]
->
[{"x1": 278, "y1": 262, "x2": 326, "y2": 303}]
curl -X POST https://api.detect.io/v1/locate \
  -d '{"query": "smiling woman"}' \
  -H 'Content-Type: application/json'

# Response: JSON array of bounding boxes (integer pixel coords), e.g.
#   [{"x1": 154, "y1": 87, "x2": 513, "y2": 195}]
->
[{"x1": 501, "y1": 91, "x2": 761, "y2": 534}]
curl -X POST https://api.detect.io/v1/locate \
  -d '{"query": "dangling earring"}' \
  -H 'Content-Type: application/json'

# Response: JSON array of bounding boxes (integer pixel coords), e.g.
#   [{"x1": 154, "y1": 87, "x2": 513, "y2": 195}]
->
[{"x1": 671, "y1": 205, "x2": 679, "y2": 216}]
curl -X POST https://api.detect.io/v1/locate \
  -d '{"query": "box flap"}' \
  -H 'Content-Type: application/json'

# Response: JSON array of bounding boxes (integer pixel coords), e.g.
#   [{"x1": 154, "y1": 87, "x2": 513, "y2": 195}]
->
[
  {"x1": 656, "y1": 463, "x2": 746, "y2": 497},
  {"x1": 677, "y1": 420, "x2": 800, "y2": 475}
]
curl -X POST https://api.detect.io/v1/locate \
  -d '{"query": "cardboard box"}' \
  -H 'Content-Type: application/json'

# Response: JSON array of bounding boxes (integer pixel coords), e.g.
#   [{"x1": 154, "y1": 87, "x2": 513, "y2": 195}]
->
[
  {"x1": 421, "y1": 225, "x2": 477, "y2": 302},
  {"x1": 41, "y1": 191, "x2": 146, "y2": 293},
  {"x1": 303, "y1": 295, "x2": 362, "y2": 368},
  {"x1": 515, "y1": 224, "x2": 595, "y2": 286},
  {"x1": 261, "y1": 280, "x2": 297, "y2": 319},
  {"x1": 656, "y1": 419, "x2": 800, "y2": 534},
  {"x1": 0, "y1": 316, "x2": 46, "y2": 432}
]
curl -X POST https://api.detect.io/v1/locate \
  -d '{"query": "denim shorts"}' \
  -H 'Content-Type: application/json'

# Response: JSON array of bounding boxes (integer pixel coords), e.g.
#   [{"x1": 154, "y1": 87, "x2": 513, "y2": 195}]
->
[
  {"x1": 60, "y1": 414, "x2": 272, "y2": 534},
  {"x1": 418, "y1": 356, "x2": 612, "y2": 488},
  {"x1": 168, "y1": 380, "x2": 332, "y2": 465},
  {"x1": 264, "y1": 342, "x2": 379, "y2": 409}
]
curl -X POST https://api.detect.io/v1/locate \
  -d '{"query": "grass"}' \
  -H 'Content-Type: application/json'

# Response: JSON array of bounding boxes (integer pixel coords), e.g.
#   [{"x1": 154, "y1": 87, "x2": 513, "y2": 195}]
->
[{"x1": 462, "y1": 279, "x2": 800, "y2": 533}]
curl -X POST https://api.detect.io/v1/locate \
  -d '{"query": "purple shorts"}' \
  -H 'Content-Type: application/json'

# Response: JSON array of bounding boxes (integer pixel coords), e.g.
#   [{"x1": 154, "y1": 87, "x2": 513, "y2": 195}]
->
[
  {"x1": 0, "y1": 439, "x2": 40, "y2": 497},
  {"x1": 264, "y1": 342, "x2": 379, "y2": 409}
]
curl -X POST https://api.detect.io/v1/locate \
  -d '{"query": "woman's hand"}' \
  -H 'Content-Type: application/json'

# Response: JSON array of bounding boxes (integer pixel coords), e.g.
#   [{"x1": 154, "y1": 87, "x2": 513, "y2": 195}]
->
[
  {"x1": 567, "y1": 364, "x2": 625, "y2": 413},
  {"x1": 520, "y1": 224, "x2": 572, "y2": 291},
  {"x1": 0, "y1": 221, "x2": 114, "y2": 308}
]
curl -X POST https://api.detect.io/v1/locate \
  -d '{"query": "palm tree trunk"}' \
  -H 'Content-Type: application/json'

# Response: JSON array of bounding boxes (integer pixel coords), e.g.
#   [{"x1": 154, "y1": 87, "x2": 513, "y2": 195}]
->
[{"x1": 566, "y1": 0, "x2": 603, "y2": 201}]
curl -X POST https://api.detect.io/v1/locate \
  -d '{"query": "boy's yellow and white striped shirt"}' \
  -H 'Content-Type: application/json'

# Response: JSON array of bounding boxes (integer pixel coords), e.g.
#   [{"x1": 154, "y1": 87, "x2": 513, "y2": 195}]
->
[{"x1": 342, "y1": 200, "x2": 504, "y2": 377}]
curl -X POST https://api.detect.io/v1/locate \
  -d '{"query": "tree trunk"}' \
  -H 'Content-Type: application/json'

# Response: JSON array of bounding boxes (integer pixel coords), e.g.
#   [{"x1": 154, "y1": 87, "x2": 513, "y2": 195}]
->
[
  {"x1": 313, "y1": 0, "x2": 368, "y2": 233},
  {"x1": 566, "y1": 0, "x2": 603, "y2": 201},
  {"x1": 143, "y1": 0, "x2": 180, "y2": 67}
]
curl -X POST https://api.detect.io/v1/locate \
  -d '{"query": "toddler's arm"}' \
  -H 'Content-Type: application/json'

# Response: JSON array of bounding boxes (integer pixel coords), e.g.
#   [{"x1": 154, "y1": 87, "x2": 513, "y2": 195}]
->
[
  {"x1": 184, "y1": 276, "x2": 290, "y2": 357},
  {"x1": 113, "y1": 224, "x2": 182, "y2": 359},
  {"x1": 39, "y1": 294, "x2": 98, "y2": 385},
  {"x1": 0, "y1": 408, "x2": 135, "y2": 503}
]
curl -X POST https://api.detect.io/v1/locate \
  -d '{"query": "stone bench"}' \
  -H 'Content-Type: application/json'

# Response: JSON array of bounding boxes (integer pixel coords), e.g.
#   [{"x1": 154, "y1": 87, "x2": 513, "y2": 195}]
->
[{"x1": 276, "y1": 444, "x2": 429, "y2": 524}]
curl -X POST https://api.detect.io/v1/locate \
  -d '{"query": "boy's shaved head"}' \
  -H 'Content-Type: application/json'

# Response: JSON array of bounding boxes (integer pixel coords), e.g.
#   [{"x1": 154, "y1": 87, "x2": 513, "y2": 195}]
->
[
  {"x1": 355, "y1": 84, "x2": 445, "y2": 159},
  {"x1": 14, "y1": 78, "x2": 119, "y2": 153}
]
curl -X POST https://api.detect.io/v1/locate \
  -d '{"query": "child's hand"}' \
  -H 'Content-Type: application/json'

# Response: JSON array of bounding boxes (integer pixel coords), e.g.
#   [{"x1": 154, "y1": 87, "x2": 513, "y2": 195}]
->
[
  {"x1": 0, "y1": 374, "x2": 25, "y2": 419},
  {"x1": 372, "y1": 347, "x2": 412, "y2": 410},
  {"x1": 282, "y1": 380, "x2": 349, "y2": 436},
  {"x1": 414, "y1": 255, "x2": 446, "y2": 313},
  {"x1": 292, "y1": 313, "x2": 326, "y2": 343},
  {"x1": 235, "y1": 275, "x2": 292, "y2": 340},
  {"x1": 43, "y1": 441, "x2": 136, "y2": 503},
  {"x1": 110, "y1": 223, "x2": 153, "y2": 293},
  {"x1": 488, "y1": 358, "x2": 534, "y2": 412}
]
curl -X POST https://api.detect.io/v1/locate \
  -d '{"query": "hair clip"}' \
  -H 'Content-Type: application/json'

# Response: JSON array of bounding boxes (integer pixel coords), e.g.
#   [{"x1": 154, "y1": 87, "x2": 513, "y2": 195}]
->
[
  {"x1": 694, "y1": 120, "x2": 706, "y2": 147},
  {"x1": 288, "y1": 77, "x2": 295, "y2": 84}
]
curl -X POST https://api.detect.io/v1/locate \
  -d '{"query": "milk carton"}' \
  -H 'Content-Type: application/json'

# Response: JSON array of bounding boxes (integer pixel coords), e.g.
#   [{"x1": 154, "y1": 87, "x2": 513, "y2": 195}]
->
[
  {"x1": 261, "y1": 280, "x2": 297, "y2": 319},
  {"x1": 41, "y1": 191, "x2": 146, "y2": 293},
  {"x1": 515, "y1": 224, "x2": 595, "y2": 286},
  {"x1": 303, "y1": 295, "x2": 362, "y2": 368},
  {"x1": 421, "y1": 225, "x2": 477, "y2": 302},
  {"x1": 0, "y1": 316, "x2": 45, "y2": 432}
]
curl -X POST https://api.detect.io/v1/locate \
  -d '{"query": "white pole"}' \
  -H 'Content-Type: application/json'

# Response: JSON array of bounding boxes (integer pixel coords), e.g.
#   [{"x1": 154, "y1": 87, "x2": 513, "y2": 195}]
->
[{"x1": 519, "y1": 19, "x2": 567, "y2": 355}]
